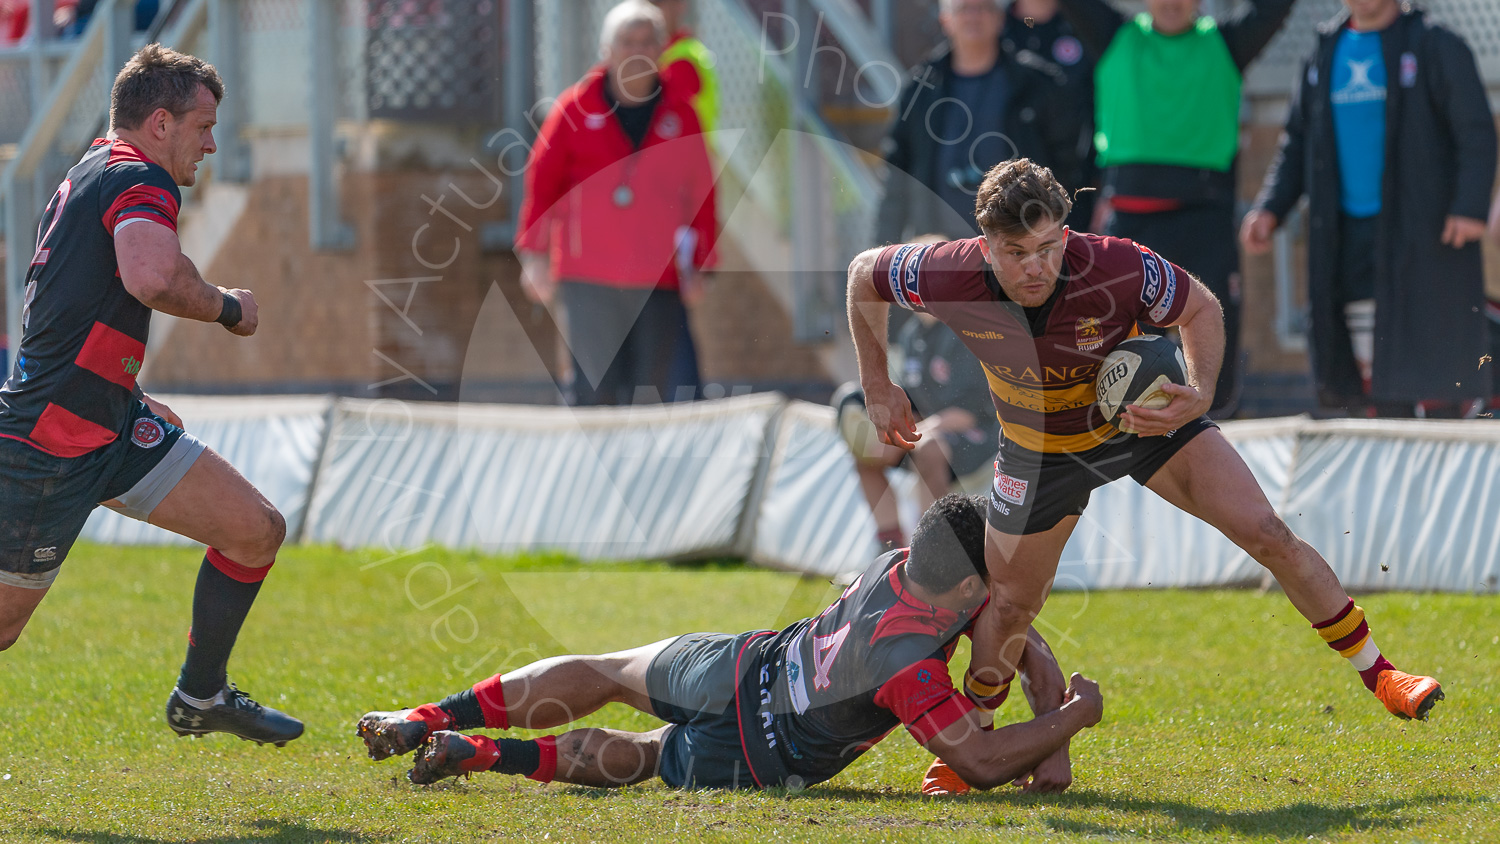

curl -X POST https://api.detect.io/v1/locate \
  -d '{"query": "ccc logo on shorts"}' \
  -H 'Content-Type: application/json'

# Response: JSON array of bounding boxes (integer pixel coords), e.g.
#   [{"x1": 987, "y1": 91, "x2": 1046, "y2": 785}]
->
[{"x1": 131, "y1": 418, "x2": 165, "y2": 449}]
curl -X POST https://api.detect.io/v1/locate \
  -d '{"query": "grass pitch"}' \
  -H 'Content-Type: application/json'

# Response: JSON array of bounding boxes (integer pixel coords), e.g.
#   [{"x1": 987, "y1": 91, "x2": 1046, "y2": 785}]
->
[{"x1": 0, "y1": 543, "x2": 1496, "y2": 843}]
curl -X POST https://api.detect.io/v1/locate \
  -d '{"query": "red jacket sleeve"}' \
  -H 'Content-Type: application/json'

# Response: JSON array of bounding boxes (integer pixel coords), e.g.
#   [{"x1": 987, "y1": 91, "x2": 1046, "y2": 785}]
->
[
  {"x1": 872, "y1": 657, "x2": 977, "y2": 745},
  {"x1": 514, "y1": 96, "x2": 574, "y2": 256}
]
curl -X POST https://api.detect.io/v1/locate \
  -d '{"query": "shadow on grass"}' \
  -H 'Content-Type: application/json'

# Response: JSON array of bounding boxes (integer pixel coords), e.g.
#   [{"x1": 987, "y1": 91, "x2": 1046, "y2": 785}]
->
[
  {"x1": 797, "y1": 787, "x2": 1491, "y2": 837},
  {"x1": 39, "y1": 818, "x2": 374, "y2": 844}
]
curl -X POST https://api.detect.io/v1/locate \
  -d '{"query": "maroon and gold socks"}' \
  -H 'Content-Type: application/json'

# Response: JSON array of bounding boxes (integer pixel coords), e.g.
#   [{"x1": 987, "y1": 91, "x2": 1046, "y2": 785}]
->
[{"x1": 1313, "y1": 598, "x2": 1396, "y2": 693}]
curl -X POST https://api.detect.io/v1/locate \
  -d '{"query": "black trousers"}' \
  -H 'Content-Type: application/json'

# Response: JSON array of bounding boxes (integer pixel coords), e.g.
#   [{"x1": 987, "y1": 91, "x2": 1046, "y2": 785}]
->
[
  {"x1": 1107, "y1": 200, "x2": 1242, "y2": 416},
  {"x1": 560, "y1": 281, "x2": 695, "y2": 407}
]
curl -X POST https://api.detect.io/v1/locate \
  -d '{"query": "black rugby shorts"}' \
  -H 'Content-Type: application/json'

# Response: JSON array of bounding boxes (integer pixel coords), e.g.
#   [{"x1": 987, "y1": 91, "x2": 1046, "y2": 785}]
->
[{"x1": 987, "y1": 417, "x2": 1218, "y2": 535}]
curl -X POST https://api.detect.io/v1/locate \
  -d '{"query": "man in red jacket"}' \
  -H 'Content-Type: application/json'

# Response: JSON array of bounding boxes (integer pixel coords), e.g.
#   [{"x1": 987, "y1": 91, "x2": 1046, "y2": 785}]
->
[{"x1": 516, "y1": 0, "x2": 717, "y2": 407}]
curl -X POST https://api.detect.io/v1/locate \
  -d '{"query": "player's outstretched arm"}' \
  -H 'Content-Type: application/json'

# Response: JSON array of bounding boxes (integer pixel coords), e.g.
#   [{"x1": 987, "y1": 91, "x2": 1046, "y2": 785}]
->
[
  {"x1": 923, "y1": 673, "x2": 1103, "y2": 791},
  {"x1": 117, "y1": 219, "x2": 258, "y2": 336},
  {"x1": 1122, "y1": 277, "x2": 1223, "y2": 436},
  {"x1": 847, "y1": 247, "x2": 919, "y2": 450}
]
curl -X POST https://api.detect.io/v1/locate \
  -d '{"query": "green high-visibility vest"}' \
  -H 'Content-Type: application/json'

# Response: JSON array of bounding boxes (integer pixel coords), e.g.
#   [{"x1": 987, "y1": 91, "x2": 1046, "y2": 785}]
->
[
  {"x1": 1094, "y1": 14, "x2": 1241, "y2": 172},
  {"x1": 662, "y1": 35, "x2": 719, "y2": 133}
]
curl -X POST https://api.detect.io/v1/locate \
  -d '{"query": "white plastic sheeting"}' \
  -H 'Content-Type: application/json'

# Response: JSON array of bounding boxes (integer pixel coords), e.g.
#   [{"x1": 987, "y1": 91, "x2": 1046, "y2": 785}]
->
[
  {"x1": 80, "y1": 394, "x2": 1500, "y2": 592},
  {"x1": 748, "y1": 402, "x2": 881, "y2": 575},
  {"x1": 80, "y1": 396, "x2": 332, "y2": 546},
  {"x1": 302, "y1": 395, "x2": 783, "y2": 560},
  {"x1": 1282, "y1": 421, "x2": 1500, "y2": 592},
  {"x1": 1056, "y1": 419, "x2": 1302, "y2": 591}
]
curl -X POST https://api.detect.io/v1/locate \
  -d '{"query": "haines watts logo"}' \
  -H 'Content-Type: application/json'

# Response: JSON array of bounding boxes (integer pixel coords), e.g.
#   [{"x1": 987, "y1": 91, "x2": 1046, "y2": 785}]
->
[
  {"x1": 961, "y1": 329, "x2": 1005, "y2": 341},
  {"x1": 121, "y1": 356, "x2": 142, "y2": 376},
  {"x1": 1075, "y1": 317, "x2": 1104, "y2": 352}
]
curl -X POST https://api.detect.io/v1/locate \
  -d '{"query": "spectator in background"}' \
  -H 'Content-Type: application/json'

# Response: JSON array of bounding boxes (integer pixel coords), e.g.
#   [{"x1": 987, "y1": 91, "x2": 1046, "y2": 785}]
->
[
  {"x1": 515, "y1": 0, "x2": 717, "y2": 407},
  {"x1": 1243, "y1": 0, "x2": 1495, "y2": 417},
  {"x1": 834, "y1": 236, "x2": 1000, "y2": 552},
  {"x1": 1002, "y1": 0, "x2": 1096, "y2": 229},
  {"x1": 651, "y1": 0, "x2": 717, "y2": 132},
  {"x1": 1061, "y1": 0, "x2": 1296, "y2": 418},
  {"x1": 875, "y1": 0, "x2": 1087, "y2": 247},
  {"x1": 1, "y1": 0, "x2": 78, "y2": 44},
  {"x1": 650, "y1": 0, "x2": 719, "y2": 401}
]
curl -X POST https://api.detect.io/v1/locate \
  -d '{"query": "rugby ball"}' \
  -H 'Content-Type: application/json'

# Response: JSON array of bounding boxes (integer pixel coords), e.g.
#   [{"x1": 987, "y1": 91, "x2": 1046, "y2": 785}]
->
[{"x1": 1095, "y1": 335, "x2": 1188, "y2": 434}]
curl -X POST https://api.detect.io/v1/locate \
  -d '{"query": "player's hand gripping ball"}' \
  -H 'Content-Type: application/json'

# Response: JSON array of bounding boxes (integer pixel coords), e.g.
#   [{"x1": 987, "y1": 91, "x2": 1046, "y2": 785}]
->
[{"x1": 1095, "y1": 335, "x2": 1188, "y2": 435}]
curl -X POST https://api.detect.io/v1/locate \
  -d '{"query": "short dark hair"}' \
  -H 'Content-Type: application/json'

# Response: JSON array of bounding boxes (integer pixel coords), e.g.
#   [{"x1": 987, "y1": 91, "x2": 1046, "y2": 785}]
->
[
  {"x1": 974, "y1": 158, "x2": 1072, "y2": 239},
  {"x1": 111, "y1": 44, "x2": 224, "y2": 131},
  {"x1": 905, "y1": 494, "x2": 989, "y2": 593}
]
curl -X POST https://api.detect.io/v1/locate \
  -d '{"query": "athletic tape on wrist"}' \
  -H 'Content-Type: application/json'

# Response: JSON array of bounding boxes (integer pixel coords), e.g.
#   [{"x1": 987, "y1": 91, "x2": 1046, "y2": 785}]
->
[{"x1": 216, "y1": 292, "x2": 242, "y2": 328}]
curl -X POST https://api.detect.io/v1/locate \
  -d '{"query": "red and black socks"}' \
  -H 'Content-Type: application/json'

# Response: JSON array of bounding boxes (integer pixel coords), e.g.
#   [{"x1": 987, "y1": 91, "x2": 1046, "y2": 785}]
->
[
  {"x1": 429, "y1": 673, "x2": 510, "y2": 731},
  {"x1": 1313, "y1": 598, "x2": 1396, "y2": 692},
  {"x1": 494, "y1": 736, "x2": 558, "y2": 782},
  {"x1": 176, "y1": 549, "x2": 273, "y2": 704}
]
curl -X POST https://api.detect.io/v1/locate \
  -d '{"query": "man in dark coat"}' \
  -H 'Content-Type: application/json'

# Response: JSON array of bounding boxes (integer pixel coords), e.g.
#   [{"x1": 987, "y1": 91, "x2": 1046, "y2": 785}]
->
[
  {"x1": 1243, "y1": 0, "x2": 1495, "y2": 415},
  {"x1": 875, "y1": 0, "x2": 1087, "y2": 246}
]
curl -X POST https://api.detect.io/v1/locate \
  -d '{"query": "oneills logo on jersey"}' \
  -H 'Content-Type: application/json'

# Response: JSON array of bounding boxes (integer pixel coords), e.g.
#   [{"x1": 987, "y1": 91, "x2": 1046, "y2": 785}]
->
[
  {"x1": 961, "y1": 329, "x2": 1006, "y2": 340},
  {"x1": 1075, "y1": 317, "x2": 1104, "y2": 352}
]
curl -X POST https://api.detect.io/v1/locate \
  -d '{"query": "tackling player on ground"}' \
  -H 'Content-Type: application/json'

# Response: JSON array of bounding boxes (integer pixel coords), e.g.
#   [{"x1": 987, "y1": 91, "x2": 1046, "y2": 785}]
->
[
  {"x1": 847, "y1": 159, "x2": 1443, "y2": 794},
  {"x1": 357, "y1": 495, "x2": 1104, "y2": 792},
  {"x1": 0, "y1": 45, "x2": 301, "y2": 745}
]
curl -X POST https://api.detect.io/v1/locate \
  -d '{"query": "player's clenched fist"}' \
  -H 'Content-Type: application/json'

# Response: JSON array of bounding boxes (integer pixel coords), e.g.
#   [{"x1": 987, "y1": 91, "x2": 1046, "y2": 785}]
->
[
  {"x1": 1062, "y1": 673, "x2": 1104, "y2": 727},
  {"x1": 220, "y1": 287, "x2": 259, "y2": 337}
]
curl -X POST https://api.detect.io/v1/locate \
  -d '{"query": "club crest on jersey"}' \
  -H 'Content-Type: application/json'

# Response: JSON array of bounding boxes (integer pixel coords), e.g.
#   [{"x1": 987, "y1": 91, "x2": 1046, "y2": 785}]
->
[
  {"x1": 994, "y1": 469, "x2": 1028, "y2": 505},
  {"x1": 131, "y1": 418, "x2": 165, "y2": 449},
  {"x1": 1075, "y1": 317, "x2": 1104, "y2": 352}
]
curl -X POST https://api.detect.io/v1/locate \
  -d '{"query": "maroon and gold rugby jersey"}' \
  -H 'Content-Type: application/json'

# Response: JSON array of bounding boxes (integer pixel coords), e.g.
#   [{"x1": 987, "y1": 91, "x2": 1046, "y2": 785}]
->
[
  {"x1": 0, "y1": 139, "x2": 181, "y2": 458},
  {"x1": 873, "y1": 232, "x2": 1190, "y2": 454}
]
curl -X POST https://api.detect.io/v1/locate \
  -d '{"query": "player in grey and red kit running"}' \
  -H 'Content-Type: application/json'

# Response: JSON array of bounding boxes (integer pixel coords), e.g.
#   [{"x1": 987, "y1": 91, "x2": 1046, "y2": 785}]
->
[
  {"x1": 0, "y1": 45, "x2": 300, "y2": 745},
  {"x1": 357, "y1": 495, "x2": 1103, "y2": 792}
]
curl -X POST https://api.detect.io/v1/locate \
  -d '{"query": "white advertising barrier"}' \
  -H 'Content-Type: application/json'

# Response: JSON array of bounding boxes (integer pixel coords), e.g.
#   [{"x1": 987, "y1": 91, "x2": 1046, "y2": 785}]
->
[
  {"x1": 748, "y1": 401, "x2": 883, "y2": 577},
  {"x1": 1056, "y1": 418, "x2": 1303, "y2": 590},
  {"x1": 302, "y1": 394, "x2": 785, "y2": 560},
  {"x1": 80, "y1": 395, "x2": 333, "y2": 546},
  {"x1": 1281, "y1": 420, "x2": 1500, "y2": 592}
]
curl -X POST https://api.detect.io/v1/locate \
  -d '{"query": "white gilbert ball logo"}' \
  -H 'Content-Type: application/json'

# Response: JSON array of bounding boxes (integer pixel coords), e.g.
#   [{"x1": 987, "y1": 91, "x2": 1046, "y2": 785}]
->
[{"x1": 1096, "y1": 351, "x2": 1139, "y2": 421}]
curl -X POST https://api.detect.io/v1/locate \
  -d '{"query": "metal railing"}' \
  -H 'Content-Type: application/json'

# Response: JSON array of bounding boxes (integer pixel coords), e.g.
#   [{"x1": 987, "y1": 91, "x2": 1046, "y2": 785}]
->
[{"x1": 2, "y1": 0, "x2": 360, "y2": 363}]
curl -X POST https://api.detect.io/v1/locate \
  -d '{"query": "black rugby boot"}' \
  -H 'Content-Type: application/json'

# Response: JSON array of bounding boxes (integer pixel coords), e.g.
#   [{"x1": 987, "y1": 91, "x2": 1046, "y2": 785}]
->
[{"x1": 166, "y1": 683, "x2": 305, "y2": 746}]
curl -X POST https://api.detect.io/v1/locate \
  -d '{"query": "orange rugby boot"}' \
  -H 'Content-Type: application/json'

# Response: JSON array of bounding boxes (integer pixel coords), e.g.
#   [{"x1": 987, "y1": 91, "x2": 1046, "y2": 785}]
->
[
  {"x1": 922, "y1": 758, "x2": 971, "y2": 796},
  {"x1": 1374, "y1": 670, "x2": 1444, "y2": 720}
]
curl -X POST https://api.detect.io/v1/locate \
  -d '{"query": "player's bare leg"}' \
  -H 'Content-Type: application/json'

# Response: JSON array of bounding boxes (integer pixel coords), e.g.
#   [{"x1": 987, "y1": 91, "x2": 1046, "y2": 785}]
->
[
  {"x1": 139, "y1": 446, "x2": 284, "y2": 566},
  {"x1": 109, "y1": 446, "x2": 303, "y2": 743},
  {"x1": 1146, "y1": 429, "x2": 1443, "y2": 719},
  {"x1": 910, "y1": 436, "x2": 956, "y2": 514},
  {"x1": 359, "y1": 638, "x2": 674, "y2": 763},
  {"x1": 412, "y1": 726, "x2": 668, "y2": 787},
  {"x1": 0, "y1": 583, "x2": 50, "y2": 651},
  {"x1": 969, "y1": 517, "x2": 1080, "y2": 696},
  {"x1": 855, "y1": 460, "x2": 906, "y2": 549}
]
